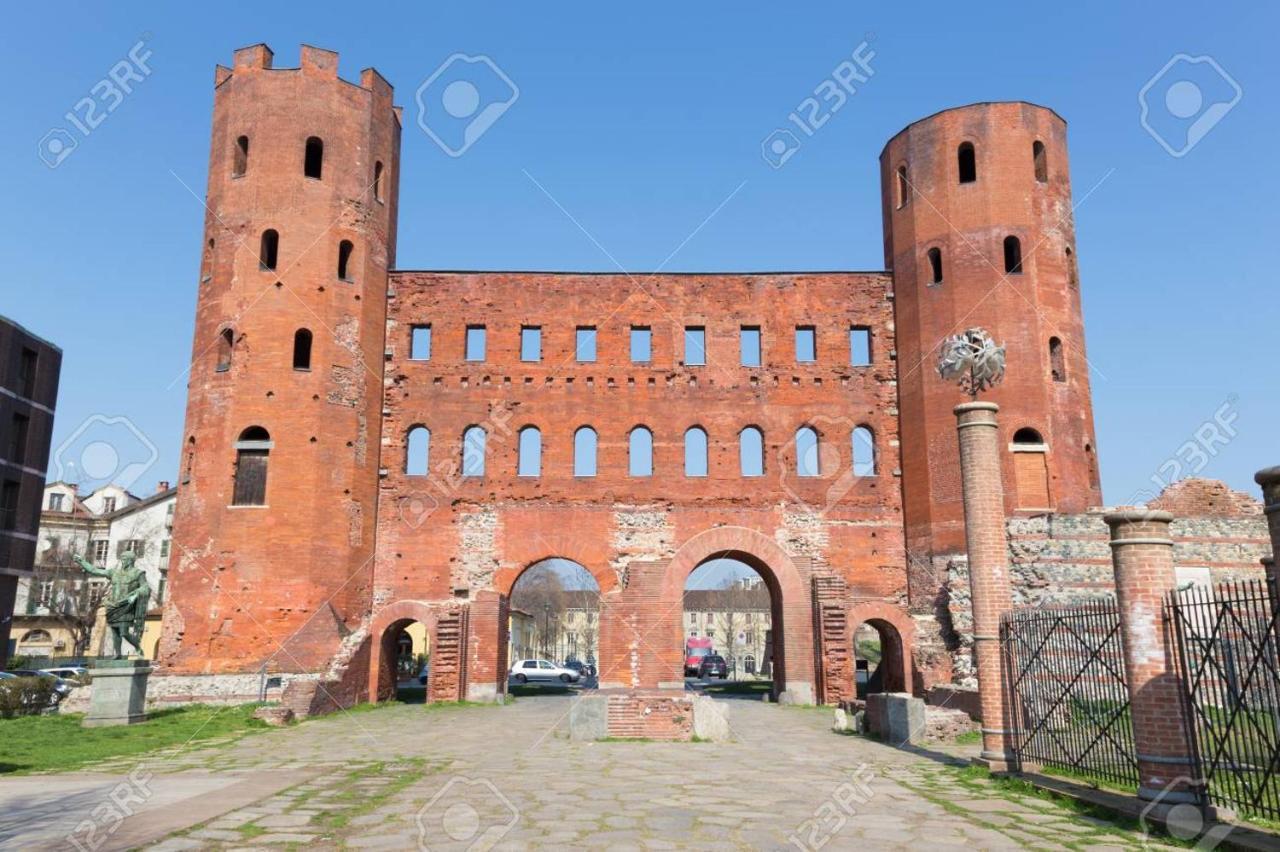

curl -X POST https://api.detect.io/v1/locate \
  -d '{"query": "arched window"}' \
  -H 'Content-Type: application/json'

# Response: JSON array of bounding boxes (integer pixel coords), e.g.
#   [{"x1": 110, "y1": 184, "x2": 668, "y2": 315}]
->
[
  {"x1": 957, "y1": 142, "x2": 977, "y2": 183},
  {"x1": 740, "y1": 426, "x2": 764, "y2": 477},
  {"x1": 795, "y1": 426, "x2": 820, "y2": 477},
  {"x1": 518, "y1": 426, "x2": 541, "y2": 477},
  {"x1": 304, "y1": 136, "x2": 323, "y2": 179},
  {"x1": 233, "y1": 135, "x2": 249, "y2": 177},
  {"x1": 574, "y1": 427, "x2": 598, "y2": 477},
  {"x1": 685, "y1": 427, "x2": 708, "y2": 477},
  {"x1": 292, "y1": 329, "x2": 312, "y2": 370},
  {"x1": 1049, "y1": 337, "x2": 1065, "y2": 382},
  {"x1": 927, "y1": 247, "x2": 943, "y2": 285},
  {"x1": 215, "y1": 328, "x2": 234, "y2": 372},
  {"x1": 1014, "y1": 427, "x2": 1044, "y2": 445},
  {"x1": 406, "y1": 426, "x2": 429, "y2": 476},
  {"x1": 629, "y1": 426, "x2": 653, "y2": 477},
  {"x1": 853, "y1": 426, "x2": 876, "y2": 476},
  {"x1": 1003, "y1": 235, "x2": 1023, "y2": 275},
  {"x1": 1032, "y1": 140, "x2": 1047, "y2": 183},
  {"x1": 895, "y1": 164, "x2": 909, "y2": 209},
  {"x1": 232, "y1": 426, "x2": 271, "y2": 506},
  {"x1": 374, "y1": 161, "x2": 384, "y2": 202},
  {"x1": 1012, "y1": 428, "x2": 1050, "y2": 510},
  {"x1": 338, "y1": 240, "x2": 354, "y2": 281},
  {"x1": 462, "y1": 426, "x2": 486, "y2": 478},
  {"x1": 259, "y1": 229, "x2": 278, "y2": 271}
]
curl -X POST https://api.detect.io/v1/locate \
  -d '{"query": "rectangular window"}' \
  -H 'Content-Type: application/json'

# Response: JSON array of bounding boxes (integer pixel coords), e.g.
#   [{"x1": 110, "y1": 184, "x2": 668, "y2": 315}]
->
[
  {"x1": 465, "y1": 325, "x2": 486, "y2": 362},
  {"x1": 520, "y1": 326, "x2": 541, "y2": 362},
  {"x1": 795, "y1": 326, "x2": 816, "y2": 363},
  {"x1": 160, "y1": 539, "x2": 170, "y2": 559},
  {"x1": 575, "y1": 327, "x2": 597, "y2": 362},
  {"x1": 92, "y1": 539, "x2": 110, "y2": 562},
  {"x1": 684, "y1": 326, "x2": 706, "y2": 366},
  {"x1": 850, "y1": 326, "x2": 872, "y2": 366},
  {"x1": 740, "y1": 326, "x2": 761, "y2": 367},
  {"x1": 0, "y1": 480, "x2": 18, "y2": 531},
  {"x1": 232, "y1": 450, "x2": 269, "y2": 506},
  {"x1": 410, "y1": 325, "x2": 432, "y2": 361},
  {"x1": 48, "y1": 493, "x2": 64, "y2": 511},
  {"x1": 102, "y1": 497, "x2": 116, "y2": 514},
  {"x1": 630, "y1": 326, "x2": 651, "y2": 363},
  {"x1": 9, "y1": 413, "x2": 29, "y2": 464},
  {"x1": 117, "y1": 539, "x2": 146, "y2": 558},
  {"x1": 20, "y1": 348, "x2": 38, "y2": 399}
]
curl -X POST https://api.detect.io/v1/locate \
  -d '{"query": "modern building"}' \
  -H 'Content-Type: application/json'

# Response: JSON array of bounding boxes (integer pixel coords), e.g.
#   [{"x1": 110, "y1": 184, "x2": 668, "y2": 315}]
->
[
  {"x1": 0, "y1": 316, "x2": 61, "y2": 668},
  {"x1": 12, "y1": 480, "x2": 174, "y2": 661}
]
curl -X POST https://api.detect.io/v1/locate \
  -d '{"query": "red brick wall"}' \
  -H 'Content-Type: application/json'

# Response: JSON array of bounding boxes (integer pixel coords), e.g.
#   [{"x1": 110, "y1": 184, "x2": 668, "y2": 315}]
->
[{"x1": 606, "y1": 691, "x2": 694, "y2": 740}]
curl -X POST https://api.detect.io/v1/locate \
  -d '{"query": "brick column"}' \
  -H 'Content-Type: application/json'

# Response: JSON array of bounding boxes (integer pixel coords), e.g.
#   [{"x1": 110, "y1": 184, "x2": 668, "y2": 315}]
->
[
  {"x1": 1256, "y1": 467, "x2": 1280, "y2": 567},
  {"x1": 954, "y1": 401, "x2": 1014, "y2": 767},
  {"x1": 1104, "y1": 510, "x2": 1197, "y2": 803}
]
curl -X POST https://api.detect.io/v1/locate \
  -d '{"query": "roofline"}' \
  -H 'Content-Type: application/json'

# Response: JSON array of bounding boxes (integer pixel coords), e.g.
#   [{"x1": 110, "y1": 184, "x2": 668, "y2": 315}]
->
[
  {"x1": 879, "y1": 100, "x2": 1067, "y2": 159},
  {"x1": 0, "y1": 314, "x2": 62, "y2": 353},
  {"x1": 390, "y1": 269, "x2": 892, "y2": 277},
  {"x1": 102, "y1": 487, "x2": 177, "y2": 520}
]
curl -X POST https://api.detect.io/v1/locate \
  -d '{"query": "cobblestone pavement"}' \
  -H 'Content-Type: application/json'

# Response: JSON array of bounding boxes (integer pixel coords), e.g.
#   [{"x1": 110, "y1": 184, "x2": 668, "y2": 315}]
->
[{"x1": 7, "y1": 696, "x2": 1181, "y2": 850}]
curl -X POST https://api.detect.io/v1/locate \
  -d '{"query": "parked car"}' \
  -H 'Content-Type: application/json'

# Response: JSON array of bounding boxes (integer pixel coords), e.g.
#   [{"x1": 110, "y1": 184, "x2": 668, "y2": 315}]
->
[
  {"x1": 509, "y1": 659, "x2": 581, "y2": 685},
  {"x1": 42, "y1": 666, "x2": 89, "y2": 683},
  {"x1": 698, "y1": 655, "x2": 728, "y2": 679},
  {"x1": 2, "y1": 670, "x2": 72, "y2": 706},
  {"x1": 563, "y1": 660, "x2": 591, "y2": 678},
  {"x1": 418, "y1": 664, "x2": 429, "y2": 685}
]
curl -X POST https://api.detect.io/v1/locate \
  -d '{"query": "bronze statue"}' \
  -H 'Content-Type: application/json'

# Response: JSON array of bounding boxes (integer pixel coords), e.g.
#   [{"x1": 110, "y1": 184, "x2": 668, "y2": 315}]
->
[{"x1": 73, "y1": 550, "x2": 151, "y2": 658}]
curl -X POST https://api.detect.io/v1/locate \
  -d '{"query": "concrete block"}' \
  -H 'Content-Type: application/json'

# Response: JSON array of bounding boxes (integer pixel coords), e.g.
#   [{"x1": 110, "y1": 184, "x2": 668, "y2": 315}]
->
[
  {"x1": 691, "y1": 694, "x2": 731, "y2": 742},
  {"x1": 567, "y1": 694, "x2": 608, "y2": 741},
  {"x1": 83, "y1": 660, "x2": 152, "y2": 727}
]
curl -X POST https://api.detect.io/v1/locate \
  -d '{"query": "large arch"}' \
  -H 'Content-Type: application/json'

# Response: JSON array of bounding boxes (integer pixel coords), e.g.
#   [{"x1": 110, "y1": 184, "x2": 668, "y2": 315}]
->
[
  {"x1": 661, "y1": 526, "x2": 814, "y2": 703},
  {"x1": 494, "y1": 551, "x2": 619, "y2": 598},
  {"x1": 848, "y1": 601, "x2": 915, "y2": 697}
]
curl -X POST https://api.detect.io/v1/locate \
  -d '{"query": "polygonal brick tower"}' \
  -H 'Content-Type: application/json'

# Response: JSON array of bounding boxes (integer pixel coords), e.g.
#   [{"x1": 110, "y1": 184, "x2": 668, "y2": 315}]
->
[
  {"x1": 159, "y1": 45, "x2": 400, "y2": 675},
  {"x1": 881, "y1": 102, "x2": 1102, "y2": 602}
]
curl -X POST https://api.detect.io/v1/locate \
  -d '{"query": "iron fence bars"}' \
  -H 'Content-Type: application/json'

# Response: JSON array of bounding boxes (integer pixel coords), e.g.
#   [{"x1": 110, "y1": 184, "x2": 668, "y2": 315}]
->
[
  {"x1": 1001, "y1": 600, "x2": 1139, "y2": 788},
  {"x1": 1167, "y1": 579, "x2": 1280, "y2": 821}
]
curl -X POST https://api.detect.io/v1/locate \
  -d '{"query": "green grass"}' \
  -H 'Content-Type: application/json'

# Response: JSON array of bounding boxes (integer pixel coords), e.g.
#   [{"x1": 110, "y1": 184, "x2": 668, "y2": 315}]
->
[
  {"x1": 954, "y1": 730, "x2": 982, "y2": 745},
  {"x1": 509, "y1": 683, "x2": 573, "y2": 697},
  {"x1": 702, "y1": 680, "x2": 772, "y2": 696},
  {"x1": 0, "y1": 703, "x2": 271, "y2": 775}
]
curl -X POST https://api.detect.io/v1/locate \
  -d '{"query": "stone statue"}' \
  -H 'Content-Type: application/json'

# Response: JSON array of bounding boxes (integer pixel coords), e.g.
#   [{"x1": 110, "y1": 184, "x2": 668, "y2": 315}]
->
[
  {"x1": 73, "y1": 550, "x2": 151, "y2": 658},
  {"x1": 937, "y1": 327, "x2": 1007, "y2": 398}
]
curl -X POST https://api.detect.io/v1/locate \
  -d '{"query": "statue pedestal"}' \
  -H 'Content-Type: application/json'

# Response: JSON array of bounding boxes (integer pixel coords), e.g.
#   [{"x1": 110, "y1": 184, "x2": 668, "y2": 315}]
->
[{"x1": 83, "y1": 659, "x2": 152, "y2": 727}]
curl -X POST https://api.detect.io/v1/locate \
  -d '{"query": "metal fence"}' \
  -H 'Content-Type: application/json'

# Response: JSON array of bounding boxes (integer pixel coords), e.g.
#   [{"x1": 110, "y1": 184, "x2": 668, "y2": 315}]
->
[
  {"x1": 1002, "y1": 600, "x2": 1139, "y2": 788},
  {"x1": 1167, "y1": 579, "x2": 1280, "y2": 821}
]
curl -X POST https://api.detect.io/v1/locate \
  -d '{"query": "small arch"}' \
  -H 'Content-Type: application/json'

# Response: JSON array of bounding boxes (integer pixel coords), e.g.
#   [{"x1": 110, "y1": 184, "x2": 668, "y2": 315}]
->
[
  {"x1": 685, "y1": 427, "x2": 708, "y2": 477},
  {"x1": 518, "y1": 426, "x2": 541, "y2": 477},
  {"x1": 849, "y1": 606, "x2": 913, "y2": 696},
  {"x1": 574, "y1": 427, "x2": 597, "y2": 477},
  {"x1": 215, "y1": 328, "x2": 234, "y2": 372},
  {"x1": 233, "y1": 135, "x2": 249, "y2": 177},
  {"x1": 852, "y1": 426, "x2": 876, "y2": 476},
  {"x1": 795, "y1": 426, "x2": 819, "y2": 477},
  {"x1": 629, "y1": 426, "x2": 653, "y2": 477},
  {"x1": 1012, "y1": 427, "x2": 1050, "y2": 510},
  {"x1": 232, "y1": 426, "x2": 272, "y2": 507},
  {"x1": 1014, "y1": 427, "x2": 1044, "y2": 445},
  {"x1": 337, "y1": 240, "x2": 354, "y2": 281},
  {"x1": 462, "y1": 425, "x2": 486, "y2": 478},
  {"x1": 957, "y1": 141, "x2": 977, "y2": 183},
  {"x1": 406, "y1": 426, "x2": 430, "y2": 476},
  {"x1": 304, "y1": 136, "x2": 323, "y2": 179},
  {"x1": 1049, "y1": 336, "x2": 1065, "y2": 382},
  {"x1": 1033, "y1": 140, "x2": 1048, "y2": 183},
  {"x1": 259, "y1": 229, "x2": 279, "y2": 271},
  {"x1": 740, "y1": 426, "x2": 764, "y2": 477},
  {"x1": 1003, "y1": 235, "x2": 1023, "y2": 275},
  {"x1": 292, "y1": 328, "x2": 312, "y2": 371},
  {"x1": 373, "y1": 161, "x2": 384, "y2": 202},
  {"x1": 895, "y1": 164, "x2": 909, "y2": 209},
  {"x1": 927, "y1": 247, "x2": 943, "y2": 285}
]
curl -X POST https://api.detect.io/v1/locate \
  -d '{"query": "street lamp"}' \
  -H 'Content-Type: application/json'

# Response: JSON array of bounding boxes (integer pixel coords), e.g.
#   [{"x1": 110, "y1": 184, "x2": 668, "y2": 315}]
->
[{"x1": 543, "y1": 603, "x2": 551, "y2": 660}]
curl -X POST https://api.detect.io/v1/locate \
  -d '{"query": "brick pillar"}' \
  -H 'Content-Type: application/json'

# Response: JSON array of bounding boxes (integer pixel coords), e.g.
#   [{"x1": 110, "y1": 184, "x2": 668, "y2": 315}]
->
[
  {"x1": 1256, "y1": 467, "x2": 1280, "y2": 567},
  {"x1": 1104, "y1": 510, "x2": 1198, "y2": 803},
  {"x1": 954, "y1": 401, "x2": 1014, "y2": 767}
]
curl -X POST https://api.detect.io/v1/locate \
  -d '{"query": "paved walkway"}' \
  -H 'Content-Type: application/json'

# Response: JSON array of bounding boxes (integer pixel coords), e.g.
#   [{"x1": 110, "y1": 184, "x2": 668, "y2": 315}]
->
[{"x1": 0, "y1": 696, "x2": 1178, "y2": 850}]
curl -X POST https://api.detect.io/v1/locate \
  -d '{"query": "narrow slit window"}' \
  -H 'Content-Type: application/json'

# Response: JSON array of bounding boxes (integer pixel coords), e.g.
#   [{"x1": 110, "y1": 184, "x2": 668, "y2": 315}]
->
[
  {"x1": 629, "y1": 427, "x2": 653, "y2": 477},
  {"x1": 373, "y1": 161, "x2": 384, "y2": 201},
  {"x1": 259, "y1": 229, "x2": 278, "y2": 270},
  {"x1": 1033, "y1": 140, "x2": 1047, "y2": 183},
  {"x1": 233, "y1": 135, "x2": 249, "y2": 177},
  {"x1": 337, "y1": 240, "x2": 354, "y2": 280},
  {"x1": 292, "y1": 329, "x2": 312, "y2": 370},
  {"x1": 1049, "y1": 337, "x2": 1066, "y2": 382},
  {"x1": 304, "y1": 136, "x2": 323, "y2": 179},
  {"x1": 896, "y1": 164, "x2": 909, "y2": 209},
  {"x1": 574, "y1": 427, "x2": 597, "y2": 477},
  {"x1": 958, "y1": 142, "x2": 977, "y2": 183},
  {"x1": 410, "y1": 325, "x2": 432, "y2": 361},
  {"x1": 216, "y1": 328, "x2": 234, "y2": 372},
  {"x1": 1004, "y1": 236, "x2": 1023, "y2": 275},
  {"x1": 406, "y1": 427, "x2": 430, "y2": 476},
  {"x1": 518, "y1": 427, "x2": 541, "y2": 477},
  {"x1": 927, "y1": 247, "x2": 943, "y2": 285},
  {"x1": 685, "y1": 427, "x2": 708, "y2": 477},
  {"x1": 849, "y1": 327, "x2": 871, "y2": 366}
]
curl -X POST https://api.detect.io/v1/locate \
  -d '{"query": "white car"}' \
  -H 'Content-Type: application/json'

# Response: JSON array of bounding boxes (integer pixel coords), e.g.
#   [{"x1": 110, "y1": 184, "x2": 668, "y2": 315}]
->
[{"x1": 509, "y1": 659, "x2": 581, "y2": 685}]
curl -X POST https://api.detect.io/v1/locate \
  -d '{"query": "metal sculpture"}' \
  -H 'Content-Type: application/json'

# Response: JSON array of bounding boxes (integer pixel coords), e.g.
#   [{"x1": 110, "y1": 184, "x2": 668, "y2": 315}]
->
[{"x1": 937, "y1": 328, "x2": 1006, "y2": 398}]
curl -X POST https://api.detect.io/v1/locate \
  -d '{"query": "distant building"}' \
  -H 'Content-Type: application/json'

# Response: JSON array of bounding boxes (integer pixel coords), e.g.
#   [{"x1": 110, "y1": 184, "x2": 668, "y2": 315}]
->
[
  {"x1": 11, "y1": 480, "x2": 174, "y2": 660},
  {"x1": 0, "y1": 316, "x2": 61, "y2": 668},
  {"x1": 508, "y1": 607, "x2": 535, "y2": 663},
  {"x1": 683, "y1": 581, "x2": 772, "y2": 676}
]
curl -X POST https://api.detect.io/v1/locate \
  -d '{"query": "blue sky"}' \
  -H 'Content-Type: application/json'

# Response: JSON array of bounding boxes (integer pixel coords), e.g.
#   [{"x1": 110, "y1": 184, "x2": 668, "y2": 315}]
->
[{"x1": 2, "y1": 2, "x2": 1275, "y2": 505}]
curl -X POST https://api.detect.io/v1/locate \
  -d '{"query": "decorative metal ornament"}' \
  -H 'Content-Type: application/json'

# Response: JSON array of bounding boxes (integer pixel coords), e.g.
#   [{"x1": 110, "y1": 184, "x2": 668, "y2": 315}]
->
[{"x1": 937, "y1": 328, "x2": 1007, "y2": 398}]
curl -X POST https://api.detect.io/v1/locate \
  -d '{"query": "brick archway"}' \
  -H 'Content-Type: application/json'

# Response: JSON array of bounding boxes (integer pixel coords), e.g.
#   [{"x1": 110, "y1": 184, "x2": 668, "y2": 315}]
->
[
  {"x1": 659, "y1": 526, "x2": 815, "y2": 703},
  {"x1": 367, "y1": 600, "x2": 442, "y2": 703},
  {"x1": 849, "y1": 601, "x2": 914, "y2": 696},
  {"x1": 494, "y1": 554, "x2": 617, "y2": 597}
]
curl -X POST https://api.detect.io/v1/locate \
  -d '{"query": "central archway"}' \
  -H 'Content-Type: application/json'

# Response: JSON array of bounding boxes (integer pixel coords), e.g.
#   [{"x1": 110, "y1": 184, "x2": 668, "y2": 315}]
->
[
  {"x1": 507, "y1": 558, "x2": 600, "y2": 696},
  {"x1": 683, "y1": 558, "x2": 776, "y2": 701}
]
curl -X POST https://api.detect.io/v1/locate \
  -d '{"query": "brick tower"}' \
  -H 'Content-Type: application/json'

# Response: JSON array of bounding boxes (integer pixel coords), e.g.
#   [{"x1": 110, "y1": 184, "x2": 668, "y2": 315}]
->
[
  {"x1": 881, "y1": 102, "x2": 1101, "y2": 599},
  {"x1": 159, "y1": 45, "x2": 401, "y2": 674}
]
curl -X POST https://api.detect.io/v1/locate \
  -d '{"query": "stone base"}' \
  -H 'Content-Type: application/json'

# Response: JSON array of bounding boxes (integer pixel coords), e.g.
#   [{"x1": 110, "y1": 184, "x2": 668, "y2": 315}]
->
[
  {"x1": 866, "y1": 692, "x2": 926, "y2": 745},
  {"x1": 565, "y1": 689, "x2": 731, "y2": 742},
  {"x1": 83, "y1": 659, "x2": 152, "y2": 727}
]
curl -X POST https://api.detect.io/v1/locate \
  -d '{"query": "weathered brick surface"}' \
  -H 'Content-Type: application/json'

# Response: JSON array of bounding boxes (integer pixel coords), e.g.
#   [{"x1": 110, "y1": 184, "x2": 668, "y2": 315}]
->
[{"x1": 605, "y1": 690, "x2": 695, "y2": 740}]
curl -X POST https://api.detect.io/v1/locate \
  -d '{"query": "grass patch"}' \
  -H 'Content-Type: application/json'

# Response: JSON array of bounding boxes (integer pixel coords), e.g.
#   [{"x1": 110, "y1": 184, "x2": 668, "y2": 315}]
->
[
  {"x1": 954, "y1": 730, "x2": 982, "y2": 745},
  {"x1": 237, "y1": 824, "x2": 266, "y2": 839},
  {"x1": 508, "y1": 684, "x2": 573, "y2": 697},
  {"x1": 598, "y1": 736, "x2": 655, "y2": 743},
  {"x1": 0, "y1": 703, "x2": 270, "y2": 775},
  {"x1": 701, "y1": 681, "x2": 772, "y2": 696}
]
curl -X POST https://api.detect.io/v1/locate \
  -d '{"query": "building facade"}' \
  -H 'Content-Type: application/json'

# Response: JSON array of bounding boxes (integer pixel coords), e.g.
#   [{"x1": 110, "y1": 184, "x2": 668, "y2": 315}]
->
[
  {"x1": 156, "y1": 46, "x2": 1266, "y2": 714},
  {"x1": 0, "y1": 315, "x2": 61, "y2": 668}
]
